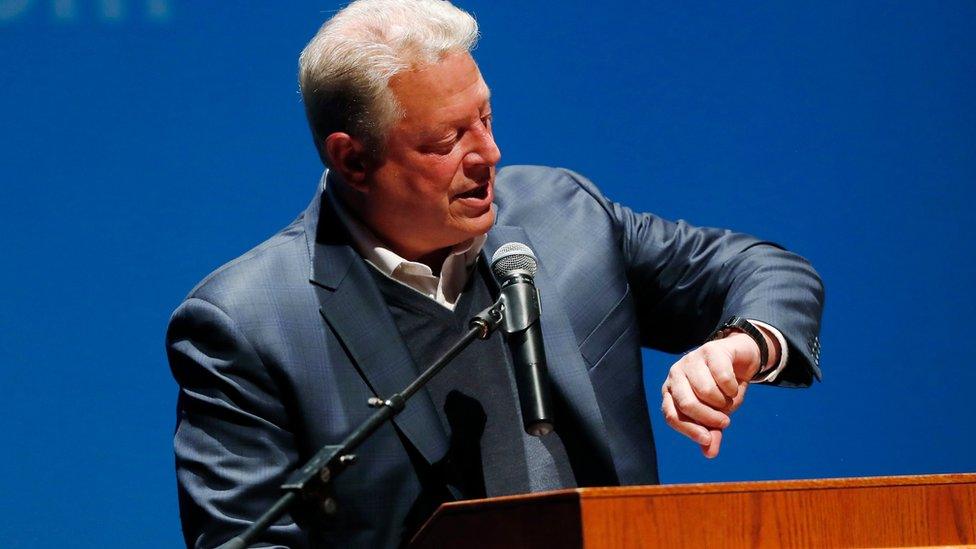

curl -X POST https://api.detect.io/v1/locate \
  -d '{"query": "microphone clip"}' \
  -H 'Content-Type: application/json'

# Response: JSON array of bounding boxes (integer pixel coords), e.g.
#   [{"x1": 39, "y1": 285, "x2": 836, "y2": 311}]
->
[
  {"x1": 497, "y1": 275, "x2": 542, "y2": 334},
  {"x1": 470, "y1": 299, "x2": 506, "y2": 339}
]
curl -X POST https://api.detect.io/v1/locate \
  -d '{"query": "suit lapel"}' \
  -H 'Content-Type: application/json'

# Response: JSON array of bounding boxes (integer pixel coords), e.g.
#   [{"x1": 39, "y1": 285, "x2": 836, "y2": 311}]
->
[
  {"x1": 306, "y1": 184, "x2": 450, "y2": 468},
  {"x1": 484, "y1": 226, "x2": 618, "y2": 482}
]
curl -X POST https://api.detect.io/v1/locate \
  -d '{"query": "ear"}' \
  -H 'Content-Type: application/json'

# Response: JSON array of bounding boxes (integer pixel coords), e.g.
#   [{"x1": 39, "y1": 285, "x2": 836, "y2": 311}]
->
[{"x1": 324, "y1": 133, "x2": 370, "y2": 191}]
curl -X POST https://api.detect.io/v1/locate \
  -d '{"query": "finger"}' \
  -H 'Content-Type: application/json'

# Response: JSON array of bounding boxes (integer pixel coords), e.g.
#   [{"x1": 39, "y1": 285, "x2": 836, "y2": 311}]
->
[
  {"x1": 683, "y1": 356, "x2": 734, "y2": 409},
  {"x1": 662, "y1": 391, "x2": 713, "y2": 446},
  {"x1": 700, "y1": 429, "x2": 723, "y2": 459},
  {"x1": 668, "y1": 369, "x2": 731, "y2": 429},
  {"x1": 701, "y1": 344, "x2": 739, "y2": 399},
  {"x1": 727, "y1": 380, "x2": 750, "y2": 413}
]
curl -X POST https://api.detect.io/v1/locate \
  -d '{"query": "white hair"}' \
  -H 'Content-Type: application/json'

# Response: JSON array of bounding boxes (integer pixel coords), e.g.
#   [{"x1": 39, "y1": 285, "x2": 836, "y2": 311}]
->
[{"x1": 299, "y1": 0, "x2": 480, "y2": 166}]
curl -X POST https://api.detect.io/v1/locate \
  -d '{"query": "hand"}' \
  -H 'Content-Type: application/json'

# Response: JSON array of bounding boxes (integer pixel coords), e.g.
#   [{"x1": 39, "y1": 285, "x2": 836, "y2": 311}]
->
[{"x1": 660, "y1": 329, "x2": 777, "y2": 458}]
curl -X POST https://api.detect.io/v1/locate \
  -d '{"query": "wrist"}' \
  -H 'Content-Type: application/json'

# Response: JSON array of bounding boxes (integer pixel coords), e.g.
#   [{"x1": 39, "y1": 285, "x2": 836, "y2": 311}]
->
[
  {"x1": 709, "y1": 316, "x2": 775, "y2": 380},
  {"x1": 724, "y1": 333, "x2": 765, "y2": 378}
]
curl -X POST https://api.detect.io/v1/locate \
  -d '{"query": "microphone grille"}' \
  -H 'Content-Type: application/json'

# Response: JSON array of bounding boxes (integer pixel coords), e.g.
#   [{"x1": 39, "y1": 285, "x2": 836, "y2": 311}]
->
[{"x1": 490, "y1": 242, "x2": 538, "y2": 278}]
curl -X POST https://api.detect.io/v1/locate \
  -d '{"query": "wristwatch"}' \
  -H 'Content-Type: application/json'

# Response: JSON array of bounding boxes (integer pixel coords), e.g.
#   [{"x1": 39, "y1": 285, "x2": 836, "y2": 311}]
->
[{"x1": 709, "y1": 316, "x2": 770, "y2": 381}]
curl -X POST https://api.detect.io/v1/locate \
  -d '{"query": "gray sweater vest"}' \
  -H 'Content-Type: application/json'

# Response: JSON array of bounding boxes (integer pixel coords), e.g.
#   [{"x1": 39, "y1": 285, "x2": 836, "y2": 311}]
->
[{"x1": 367, "y1": 260, "x2": 577, "y2": 500}]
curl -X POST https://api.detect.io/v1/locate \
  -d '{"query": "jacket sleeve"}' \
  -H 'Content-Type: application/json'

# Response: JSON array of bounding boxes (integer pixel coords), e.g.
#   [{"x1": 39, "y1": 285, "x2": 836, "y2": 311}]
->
[
  {"x1": 167, "y1": 296, "x2": 309, "y2": 548},
  {"x1": 562, "y1": 168, "x2": 825, "y2": 387}
]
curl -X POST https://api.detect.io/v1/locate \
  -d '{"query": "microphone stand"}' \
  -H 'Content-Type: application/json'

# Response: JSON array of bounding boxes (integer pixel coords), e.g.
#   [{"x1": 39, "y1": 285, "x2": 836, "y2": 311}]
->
[{"x1": 217, "y1": 300, "x2": 506, "y2": 549}]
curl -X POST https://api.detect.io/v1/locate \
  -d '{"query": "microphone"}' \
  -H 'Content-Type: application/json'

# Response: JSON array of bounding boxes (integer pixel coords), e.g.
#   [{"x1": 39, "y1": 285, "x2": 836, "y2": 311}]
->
[{"x1": 490, "y1": 243, "x2": 554, "y2": 437}]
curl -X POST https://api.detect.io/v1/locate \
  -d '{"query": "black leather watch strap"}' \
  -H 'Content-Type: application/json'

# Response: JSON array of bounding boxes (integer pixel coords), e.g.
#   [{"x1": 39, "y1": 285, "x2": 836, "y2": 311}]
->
[{"x1": 709, "y1": 316, "x2": 771, "y2": 380}]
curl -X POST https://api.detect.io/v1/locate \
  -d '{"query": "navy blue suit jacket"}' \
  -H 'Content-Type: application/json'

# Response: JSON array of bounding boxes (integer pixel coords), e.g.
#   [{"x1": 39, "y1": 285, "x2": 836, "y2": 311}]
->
[{"x1": 167, "y1": 165, "x2": 824, "y2": 548}]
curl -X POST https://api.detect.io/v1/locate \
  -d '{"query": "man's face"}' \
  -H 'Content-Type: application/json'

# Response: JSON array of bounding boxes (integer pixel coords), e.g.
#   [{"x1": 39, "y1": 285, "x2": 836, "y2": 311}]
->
[{"x1": 359, "y1": 52, "x2": 500, "y2": 260}]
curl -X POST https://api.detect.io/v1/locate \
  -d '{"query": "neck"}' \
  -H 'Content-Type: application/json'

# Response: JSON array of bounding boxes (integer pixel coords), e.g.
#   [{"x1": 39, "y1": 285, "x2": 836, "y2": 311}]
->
[
  {"x1": 411, "y1": 248, "x2": 451, "y2": 276},
  {"x1": 330, "y1": 180, "x2": 454, "y2": 276}
]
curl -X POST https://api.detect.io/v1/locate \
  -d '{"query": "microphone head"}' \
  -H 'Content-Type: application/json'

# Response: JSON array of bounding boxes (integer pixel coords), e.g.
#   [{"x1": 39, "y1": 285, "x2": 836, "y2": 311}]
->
[{"x1": 491, "y1": 242, "x2": 538, "y2": 279}]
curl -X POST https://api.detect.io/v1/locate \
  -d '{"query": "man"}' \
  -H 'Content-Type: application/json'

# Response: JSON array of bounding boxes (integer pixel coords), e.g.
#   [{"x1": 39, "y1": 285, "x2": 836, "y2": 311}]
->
[{"x1": 167, "y1": 1, "x2": 824, "y2": 547}]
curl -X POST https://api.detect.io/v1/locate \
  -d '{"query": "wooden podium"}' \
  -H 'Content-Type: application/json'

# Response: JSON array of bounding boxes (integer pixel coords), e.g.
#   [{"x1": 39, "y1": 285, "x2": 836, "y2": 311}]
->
[{"x1": 409, "y1": 473, "x2": 976, "y2": 548}]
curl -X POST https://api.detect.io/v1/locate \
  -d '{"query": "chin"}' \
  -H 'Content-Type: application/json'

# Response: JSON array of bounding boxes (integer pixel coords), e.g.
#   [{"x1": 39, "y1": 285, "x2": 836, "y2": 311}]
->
[
  {"x1": 443, "y1": 202, "x2": 496, "y2": 247},
  {"x1": 470, "y1": 207, "x2": 496, "y2": 234}
]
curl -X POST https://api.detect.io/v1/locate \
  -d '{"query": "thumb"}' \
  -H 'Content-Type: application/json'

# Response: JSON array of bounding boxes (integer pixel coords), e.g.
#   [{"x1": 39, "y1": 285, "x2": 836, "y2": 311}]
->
[
  {"x1": 728, "y1": 380, "x2": 750, "y2": 413},
  {"x1": 700, "y1": 428, "x2": 723, "y2": 459}
]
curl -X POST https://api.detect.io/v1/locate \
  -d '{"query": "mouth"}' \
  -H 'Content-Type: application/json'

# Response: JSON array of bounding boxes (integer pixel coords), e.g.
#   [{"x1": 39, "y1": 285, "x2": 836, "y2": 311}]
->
[
  {"x1": 454, "y1": 185, "x2": 489, "y2": 200},
  {"x1": 452, "y1": 180, "x2": 494, "y2": 215}
]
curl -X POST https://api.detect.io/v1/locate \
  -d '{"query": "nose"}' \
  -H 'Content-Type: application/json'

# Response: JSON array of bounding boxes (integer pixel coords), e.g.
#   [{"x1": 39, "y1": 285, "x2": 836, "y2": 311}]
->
[{"x1": 464, "y1": 126, "x2": 501, "y2": 169}]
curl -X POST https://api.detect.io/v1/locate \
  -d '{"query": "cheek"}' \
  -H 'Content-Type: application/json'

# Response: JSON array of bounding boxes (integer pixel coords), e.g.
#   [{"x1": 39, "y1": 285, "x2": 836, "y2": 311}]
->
[
  {"x1": 422, "y1": 154, "x2": 462, "y2": 181},
  {"x1": 414, "y1": 163, "x2": 463, "y2": 201},
  {"x1": 386, "y1": 152, "x2": 465, "y2": 209}
]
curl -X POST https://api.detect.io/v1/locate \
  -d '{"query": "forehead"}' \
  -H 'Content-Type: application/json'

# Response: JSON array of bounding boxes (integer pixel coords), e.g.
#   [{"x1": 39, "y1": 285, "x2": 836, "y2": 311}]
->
[{"x1": 388, "y1": 52, "x2": 490, "y2": 132}]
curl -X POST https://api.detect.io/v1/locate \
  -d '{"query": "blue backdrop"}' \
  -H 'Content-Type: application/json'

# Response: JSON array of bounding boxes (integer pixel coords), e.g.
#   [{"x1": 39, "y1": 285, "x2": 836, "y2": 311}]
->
[{"x1": 1, "y1": 1, "x2": 974, "y2": 546}]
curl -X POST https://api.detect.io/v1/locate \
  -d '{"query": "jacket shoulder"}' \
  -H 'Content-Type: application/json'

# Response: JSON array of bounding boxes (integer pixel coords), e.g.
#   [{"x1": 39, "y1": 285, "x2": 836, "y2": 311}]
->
[
  {"x1": 494, "y1": 164, "x2": 615, "y2": 224},
  {"x1": 179, "y1": 215, "x2": 311, "y2": 314},
  {"x1": 496, "y1": 164, "x2": 590, "y2": 192}
]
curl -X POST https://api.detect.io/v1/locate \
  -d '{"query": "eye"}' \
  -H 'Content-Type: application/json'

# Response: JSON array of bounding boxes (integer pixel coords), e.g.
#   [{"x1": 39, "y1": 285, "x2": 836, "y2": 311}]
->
[
  {"x1": 481, "y1": 113, "x2": 493, "y2": 129},
  {"x1": 421, "y1": 135, "x2": 459, "y2": 155}
]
